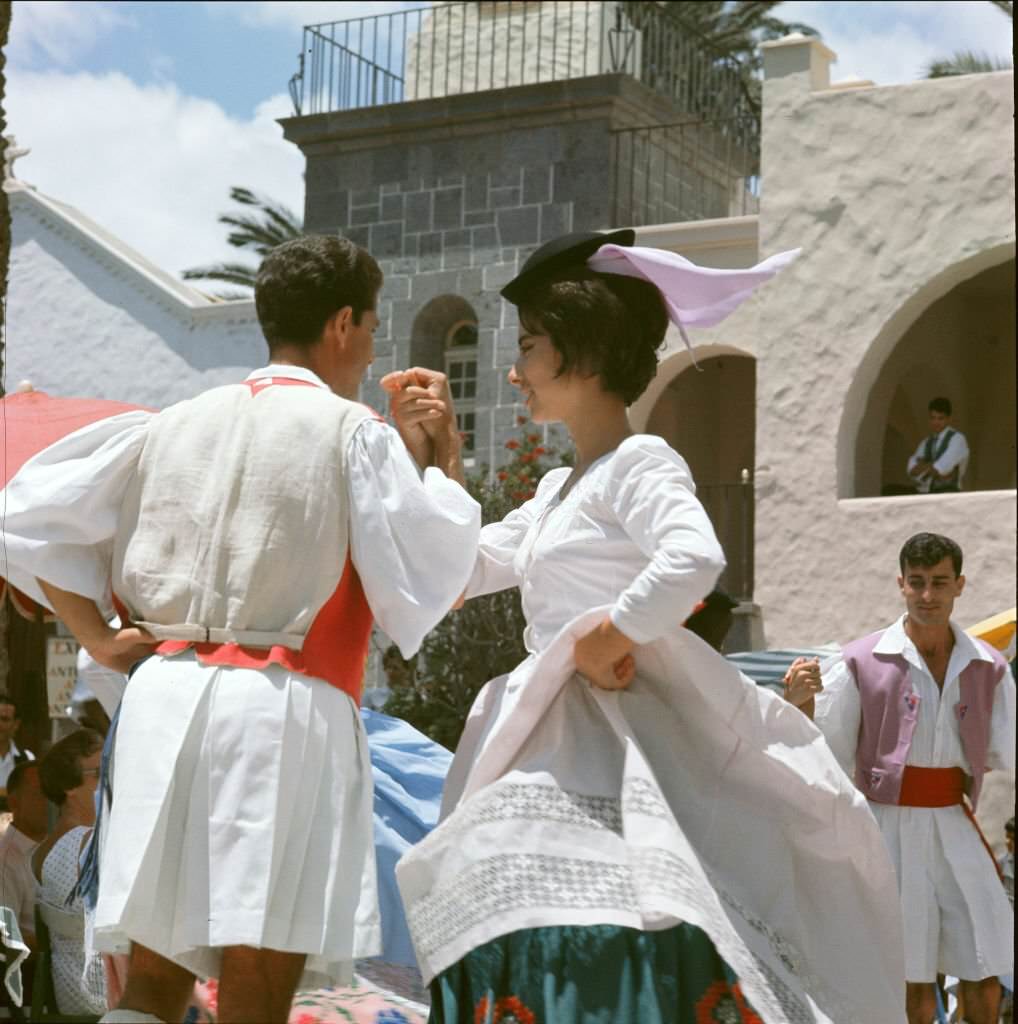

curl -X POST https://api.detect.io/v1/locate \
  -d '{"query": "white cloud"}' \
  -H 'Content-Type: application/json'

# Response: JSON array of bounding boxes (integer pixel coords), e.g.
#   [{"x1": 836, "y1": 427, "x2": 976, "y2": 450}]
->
[
  {"x1": 8, "y1": 0, "x2": 131, "y2": 68},
  {"x1": 204, "y1": 1, "x2": 429, "y2": 31},
  {"x1": 4, "y1": 69, "x2": 305, "y2": 280},
  {"x1": 779, "y1": 1, "x2": 1013, "y2": 84}
]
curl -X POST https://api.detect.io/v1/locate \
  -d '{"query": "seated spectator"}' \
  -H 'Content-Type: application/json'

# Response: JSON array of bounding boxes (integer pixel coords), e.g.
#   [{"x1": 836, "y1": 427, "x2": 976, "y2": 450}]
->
[
  {"x1": 32, "y1": 728, "x2": 106, "y2": 1017},
  {"x1": 0, "y1": 694, "x2": 35, "y2": 810},
  {"x1": 907, "y1": 396, "x2": 970, "y2": 493},
  {"x1": 0, "y1": 761, "x2": 48, "y2": 947}
]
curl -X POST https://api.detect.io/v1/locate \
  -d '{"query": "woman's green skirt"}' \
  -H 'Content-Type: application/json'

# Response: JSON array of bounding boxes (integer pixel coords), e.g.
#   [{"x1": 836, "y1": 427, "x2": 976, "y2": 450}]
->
[{"x1": 429, "y1": 922, "x2": 763, "y2": 1024}]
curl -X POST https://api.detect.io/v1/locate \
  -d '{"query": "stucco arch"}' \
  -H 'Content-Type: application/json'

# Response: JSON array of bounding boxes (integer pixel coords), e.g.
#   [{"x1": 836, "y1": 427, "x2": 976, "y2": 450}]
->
[
  {"x1": 632, "y1": 342, "x2": 757, "y2": 598},
  {"x1": 629, "y1": 342, "x2": 755, "y2": 433},
  {"x1": 838, "y1": 242, "x2": 1016, "y2": 498}
]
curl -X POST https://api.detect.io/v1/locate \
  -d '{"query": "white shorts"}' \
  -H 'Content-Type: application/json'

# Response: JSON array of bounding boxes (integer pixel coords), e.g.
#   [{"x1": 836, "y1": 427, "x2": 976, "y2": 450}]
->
[{"x1": 93, "y1": 652, "x2": 380, "y2": 987}]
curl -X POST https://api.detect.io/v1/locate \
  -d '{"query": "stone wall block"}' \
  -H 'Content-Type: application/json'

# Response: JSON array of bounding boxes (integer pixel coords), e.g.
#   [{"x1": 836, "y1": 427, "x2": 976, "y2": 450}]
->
[
  {"x1": 444, "y1": 247, "x2": 472, "y2": 270},
  {"x1": 471, "y1": 225, "x2": 499, "y2": 250},
  {"x1": 489, "y1": 186, "x2": 522, "y2": 209},
  {"x1": 351, "y1": 187, "x2": 380, "y2": 207},
  {"x1": 404, "y1": 191, "x2": 433, "y2": 233},
  {"x1": 402, "y1": 233, "x2": 420, "y2": 258},
  {"x1": 522, "y1": 165, "x2": 552, "y2": 205},
  {"x1": 419, "y1": 231, "x2": 443, "y2": 259},
  {"x1": 380, "y1": 193, "x2": 404, "y2": 221},
  {"x1": 443, "y1": 227, "x2": 471, "y2": 249},
  {"x1": 496, "y1": 206, "x2": 540, "y2": 247},
  {"x1": 465, "y1": 176, "x2": 489, "y2": 211},
  {"x1": 464, "y1": 209, "x2": 496, "y2": 226},
  {"x1": 434, "y1": 187, "x2": 464, "y2": 229},
  {"x1": 438, "y1": 174, "x2": 466, "y2": 188},
  {"x1": 483, "y1": 263, "x2": 519, "y2": 292},
  {"x1": 369, "y1": 221, "x2": 404, "y2": 258},
  {"x1": 539, "y1": 201, "x2": 573, "y2": 242},
  {"x1": 380, "y1": 182, "x2": 402, "y2": 195},
  {"x1": 349, "y1": 204, "x2": 381, "y2": 226},
  {"x1": 343, "y1": 225, "x2": 370, "y2": 248},
  {"x1": 490, "y1": 166, "x2": 523, "y2": 189},
  {"x1": 383, "y1": 275, "x2": 412, "y2": 303}
]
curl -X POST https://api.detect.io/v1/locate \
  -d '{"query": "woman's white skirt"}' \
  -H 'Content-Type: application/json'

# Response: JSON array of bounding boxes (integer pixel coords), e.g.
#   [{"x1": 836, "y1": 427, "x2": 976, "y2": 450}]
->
[{"x1": 93, "y1": 652, "x2": 380, "y2": 987}]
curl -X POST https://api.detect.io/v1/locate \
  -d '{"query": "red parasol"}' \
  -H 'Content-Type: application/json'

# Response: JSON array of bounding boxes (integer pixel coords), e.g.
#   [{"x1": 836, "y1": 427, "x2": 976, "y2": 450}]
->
[{"x1": 1, "y1": 385, "x2": 152, "y2": 619}]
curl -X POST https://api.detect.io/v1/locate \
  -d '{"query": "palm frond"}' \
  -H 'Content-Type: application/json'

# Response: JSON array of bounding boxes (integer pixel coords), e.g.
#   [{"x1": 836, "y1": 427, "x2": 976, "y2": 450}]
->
[
  {"x1": 925, "y1": 50, "x2": 1012, "y2": 78},
  {"x1": 180, "y1": 261, "x2": 259, "y2": 287}
]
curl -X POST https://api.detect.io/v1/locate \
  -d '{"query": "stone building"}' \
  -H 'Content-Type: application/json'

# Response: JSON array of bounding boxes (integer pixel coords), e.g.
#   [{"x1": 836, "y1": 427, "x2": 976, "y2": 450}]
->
[{"x1": 283, "y1": 3, "x2": 1015, "y2": 650}]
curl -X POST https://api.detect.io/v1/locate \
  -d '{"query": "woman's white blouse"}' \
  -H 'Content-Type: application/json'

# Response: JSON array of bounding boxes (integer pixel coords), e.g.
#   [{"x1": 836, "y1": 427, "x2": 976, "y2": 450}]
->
[{"x1": 466, "y1": 434, "x2": 725, "y2": 652}]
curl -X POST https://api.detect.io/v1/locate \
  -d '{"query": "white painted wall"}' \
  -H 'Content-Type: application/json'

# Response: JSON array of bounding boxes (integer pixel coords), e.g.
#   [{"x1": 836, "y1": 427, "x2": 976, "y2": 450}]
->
[
  {"x1": 634, "y1": 42, "x2": 1015, "y2": 647},
  {"x1": 5, "y1": 184, "x2": 267, "y2": 409},
  {"x1": 404, "y1": 1, "x2": 612, "y2": 100}
]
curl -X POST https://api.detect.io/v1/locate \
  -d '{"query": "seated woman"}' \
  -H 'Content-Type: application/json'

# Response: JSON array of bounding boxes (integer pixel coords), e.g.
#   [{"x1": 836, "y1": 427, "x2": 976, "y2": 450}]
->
[{"x1": 32, "y1": 728, "x2": 107, "y2": 1016}]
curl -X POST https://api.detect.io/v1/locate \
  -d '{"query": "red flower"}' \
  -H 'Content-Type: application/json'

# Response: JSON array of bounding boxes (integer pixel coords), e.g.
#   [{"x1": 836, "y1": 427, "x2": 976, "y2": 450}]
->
[
  {"x1": 518, "y1": 453, "x2": 534, "y2": 464},
  {"x1": 695, "y1": 980, "x2": 764, "y2": 1024},
  {"x1": 505, "y1": 439, "x2": 521, "y2": 450},
  {"x1": 497, "y1": 471, "x2": 509, "y2": 481},
  {"x1": 516, "y1": 415, "x2": 529, "y2": 426},
  {"x1": 475, "y1": 994, "x2": 536, "y2": 1024},
  {"x1": 532, "y1": 446, "x2": 546, "y2": 457},
  {"x1": 527, "y1": 434, "x2": 540, "y2": 444}
]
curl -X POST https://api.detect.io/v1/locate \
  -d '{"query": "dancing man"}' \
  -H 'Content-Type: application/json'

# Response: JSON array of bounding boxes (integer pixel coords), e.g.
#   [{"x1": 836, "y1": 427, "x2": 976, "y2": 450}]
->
[
  {"x1": 785, "y1": 532, "x2": 1015, "y2": 1024},
  {"x1": 1, "y1": 235, "x2": 480, "y2": 1023}
]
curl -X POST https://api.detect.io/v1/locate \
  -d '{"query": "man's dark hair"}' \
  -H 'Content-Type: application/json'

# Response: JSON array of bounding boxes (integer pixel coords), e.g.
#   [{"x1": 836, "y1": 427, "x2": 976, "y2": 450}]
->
[
  {"x1": 254, "y1": 235, "x2": 382, "y2": 352},
  {"x1": 518, "y1": 269, "x2": 668, "y2": 405},
  {"x1": 928, "y1": 396, "x2": 952, "y2": 416},
  {"x1": 899, "y1": 532, "x2": 963, "y2": 577},
  {"x1": 38, "y1": 728, "x2": 103, "y2": 806},
  {"x1": 0, "y1": 694, "x2": 19, "y2": 716},
  {"x1": 6, "y1": 760, "x2": 37, "y2": 797}
]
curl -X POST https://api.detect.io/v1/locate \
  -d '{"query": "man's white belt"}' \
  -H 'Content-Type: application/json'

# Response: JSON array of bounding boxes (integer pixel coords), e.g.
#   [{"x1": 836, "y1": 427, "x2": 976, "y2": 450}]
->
[{"x1": 133, "y1": 621, "x2": 306, "y2": 650}]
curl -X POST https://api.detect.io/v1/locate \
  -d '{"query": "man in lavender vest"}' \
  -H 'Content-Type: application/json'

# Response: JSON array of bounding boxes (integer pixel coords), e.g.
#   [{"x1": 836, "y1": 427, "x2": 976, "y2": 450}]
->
[{"x1": 784, "y1": 532, "x2": 1014, "y2": 1024}]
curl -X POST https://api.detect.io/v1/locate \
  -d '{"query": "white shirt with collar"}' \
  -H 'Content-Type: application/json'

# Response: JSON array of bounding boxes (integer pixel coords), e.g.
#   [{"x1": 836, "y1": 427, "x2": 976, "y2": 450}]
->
[
  {"x1": 0, "y1": 822, "x2": 39, "y2": 934},
  {"x1": 907, "y1": 427, "x2": 970, "y2": 492},
  {"x1": 0, "y1": 742, "x2": 34, "y2": 790},
  {"x1": 815, "y1": 615, "x2": 1015, "y2": 982}
]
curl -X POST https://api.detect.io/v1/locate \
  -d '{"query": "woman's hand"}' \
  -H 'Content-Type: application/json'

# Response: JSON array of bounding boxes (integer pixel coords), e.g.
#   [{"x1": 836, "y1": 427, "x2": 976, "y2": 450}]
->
[
  {"x1": 574, "y1": 618, "x2": 636, "y2": 691},
  {"x1": 783, "y1": 656, "x2": 822, "y2": 710}
]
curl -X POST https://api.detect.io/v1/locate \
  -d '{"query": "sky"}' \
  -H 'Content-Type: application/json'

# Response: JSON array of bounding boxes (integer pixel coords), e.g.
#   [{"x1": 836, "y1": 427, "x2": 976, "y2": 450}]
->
[{"x1": 4, "y1": 0, "x2": 1013, "y2": 281}]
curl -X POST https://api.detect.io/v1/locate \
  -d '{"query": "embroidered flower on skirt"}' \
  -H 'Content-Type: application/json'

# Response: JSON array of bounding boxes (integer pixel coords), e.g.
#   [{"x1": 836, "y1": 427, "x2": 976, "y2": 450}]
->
[
  {"x1": 695, "y1": 980, "x2": 764, "y2": 1024},
  {"x1": 475, "y1": 994, "x2": 536, "y2": 1024}
]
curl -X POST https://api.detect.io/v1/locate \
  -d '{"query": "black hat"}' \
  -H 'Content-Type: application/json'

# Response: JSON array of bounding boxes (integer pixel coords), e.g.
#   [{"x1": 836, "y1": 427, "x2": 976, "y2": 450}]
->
[{"x1": 500, "y1": 228, "x2": 636, "y2": 305}]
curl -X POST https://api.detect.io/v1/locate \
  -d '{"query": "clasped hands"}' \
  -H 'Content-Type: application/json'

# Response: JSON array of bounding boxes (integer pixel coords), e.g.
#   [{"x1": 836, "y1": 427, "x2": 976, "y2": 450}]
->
[{"x1": 380, "y1": 367, "x2": 460, "y2": 473}]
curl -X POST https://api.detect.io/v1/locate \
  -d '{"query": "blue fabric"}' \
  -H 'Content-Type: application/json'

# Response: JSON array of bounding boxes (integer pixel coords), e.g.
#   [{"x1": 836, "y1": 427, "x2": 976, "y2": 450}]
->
[
  {"x1": 74, "y1": 699, "x2": 120, "y2": 911},
  {"x1": 362, "y1": 708, "x2": 452, "y2": 967}
]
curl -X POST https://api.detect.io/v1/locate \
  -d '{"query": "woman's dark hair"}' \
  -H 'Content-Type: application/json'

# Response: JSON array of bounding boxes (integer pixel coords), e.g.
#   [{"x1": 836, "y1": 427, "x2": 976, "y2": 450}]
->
[
  {"x1": 517, "y1": 268, "x2": 668, "y2": 405},
  {"x1": 255, "y1": 235, "x2": 383, "y2": 352},
  {"x1": 898, "y1": 532, "x2": 963, "y2": 577},
  {"x1": 38, "y1": 728, "x2": 103, "y2": 806}
]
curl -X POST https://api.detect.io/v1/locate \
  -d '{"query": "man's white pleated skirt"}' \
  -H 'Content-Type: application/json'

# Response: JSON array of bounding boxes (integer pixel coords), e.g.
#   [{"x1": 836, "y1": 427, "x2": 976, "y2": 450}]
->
[{"x1": 93, "y1": 652, "x2": 380, "y2": 987}]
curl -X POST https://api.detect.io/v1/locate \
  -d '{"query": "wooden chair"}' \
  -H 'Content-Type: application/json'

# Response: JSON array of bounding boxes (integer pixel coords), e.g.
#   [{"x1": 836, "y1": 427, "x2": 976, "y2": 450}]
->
[{"x1": 29, "y1": 907, "x2": 99, "y2": 1024}]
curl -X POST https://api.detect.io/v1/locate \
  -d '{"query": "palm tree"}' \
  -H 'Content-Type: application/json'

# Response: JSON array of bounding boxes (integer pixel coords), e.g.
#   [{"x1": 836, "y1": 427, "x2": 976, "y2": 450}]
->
[
  {"x1": 629, "y1": 1, "x2": 820, "y2": 121},
  {"x1": 924, "y1": 0, "x2": 1012, "y2": 78},
  {"x1": 182, "y1": 186, "x2": 303, "y2": 292}
]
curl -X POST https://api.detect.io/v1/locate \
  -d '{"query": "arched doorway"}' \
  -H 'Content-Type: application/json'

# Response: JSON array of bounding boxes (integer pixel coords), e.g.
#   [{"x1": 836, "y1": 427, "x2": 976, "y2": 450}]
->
[
  {"x1": 840, "y1": 245, "x2": 1016, "y2": 497},
  {"x1": 640, "y1": 348, "x2": 756, "y2": 599}
]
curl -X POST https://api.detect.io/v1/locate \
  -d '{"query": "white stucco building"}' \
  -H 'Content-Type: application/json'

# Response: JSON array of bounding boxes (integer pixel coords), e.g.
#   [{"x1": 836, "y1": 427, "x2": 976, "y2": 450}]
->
[
  {"x1": 629, "y1": 37, "x2": 1015, "y2": 647},
  {"x1": 4, "y1": 166, "x2": 266, "y2": 409}
]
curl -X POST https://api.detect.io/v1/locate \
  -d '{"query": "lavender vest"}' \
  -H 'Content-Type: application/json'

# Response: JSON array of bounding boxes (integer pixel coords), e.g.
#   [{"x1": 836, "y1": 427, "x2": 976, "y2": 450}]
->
[{"x1": 843, "y1": 628, "x2": 1005, "y2": 810}]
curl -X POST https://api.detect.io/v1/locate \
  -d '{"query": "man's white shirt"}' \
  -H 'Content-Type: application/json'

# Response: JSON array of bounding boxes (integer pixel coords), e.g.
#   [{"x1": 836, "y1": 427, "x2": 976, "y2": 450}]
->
[{"x1": 907, "y1": 428, "x2": 969, "y2": 492}]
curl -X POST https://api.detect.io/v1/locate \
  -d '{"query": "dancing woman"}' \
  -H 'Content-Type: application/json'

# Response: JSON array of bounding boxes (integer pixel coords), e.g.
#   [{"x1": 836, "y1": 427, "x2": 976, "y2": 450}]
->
[{"x1": 389, "y1": 231, "x2": 907, "y2": 1024}]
